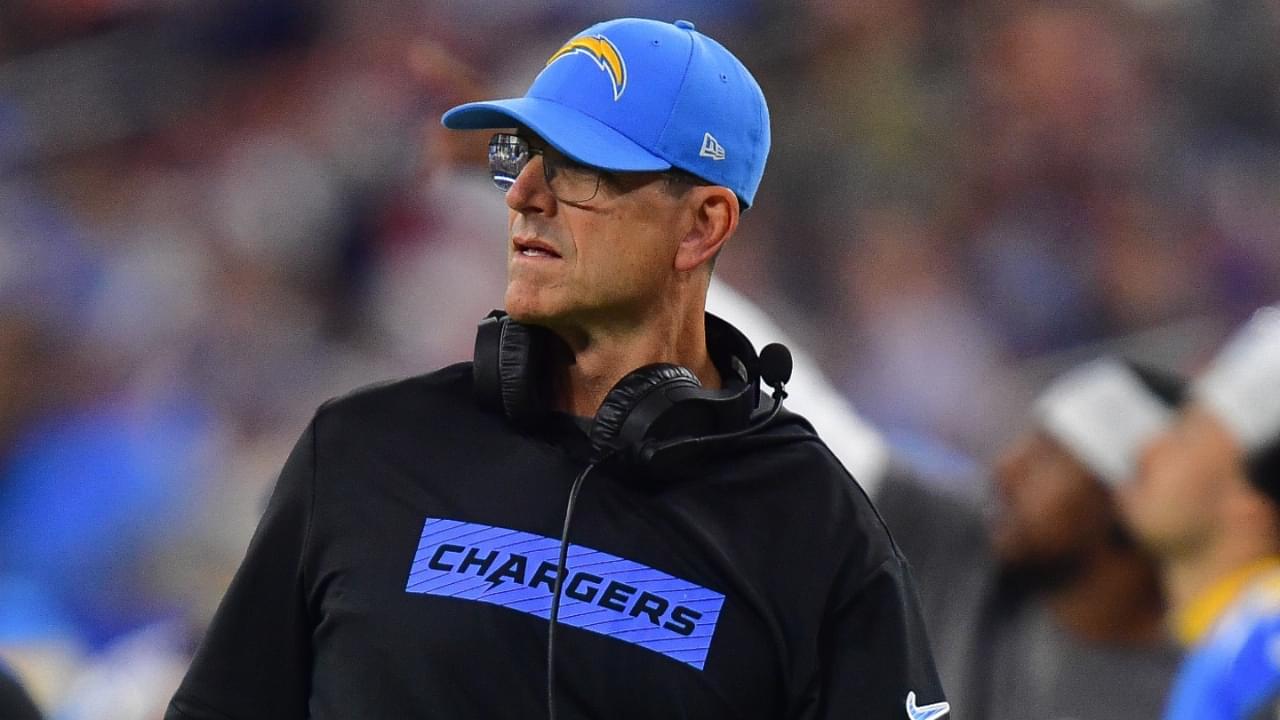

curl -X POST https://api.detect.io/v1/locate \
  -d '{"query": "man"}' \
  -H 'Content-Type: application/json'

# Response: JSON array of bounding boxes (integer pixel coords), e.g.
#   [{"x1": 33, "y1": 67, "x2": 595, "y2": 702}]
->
[
  {"x1": 701, "y1": 278, "x2": 1180, "y2": 720},
  {"x1": 1119, "y1": 306, "x2": 1280, "y2": 720},
  {"x1": 876, "y1": 358, "x2": 1184, "y2": 720},
  {"x1": 166, "y1": 18, "x2": 946, "y2": 719}
]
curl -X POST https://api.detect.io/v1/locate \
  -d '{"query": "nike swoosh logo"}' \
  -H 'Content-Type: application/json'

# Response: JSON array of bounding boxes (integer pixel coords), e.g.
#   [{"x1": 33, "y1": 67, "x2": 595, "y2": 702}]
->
[{"x1": 906, "y1": 691, "x2": 951, "y2": 720}]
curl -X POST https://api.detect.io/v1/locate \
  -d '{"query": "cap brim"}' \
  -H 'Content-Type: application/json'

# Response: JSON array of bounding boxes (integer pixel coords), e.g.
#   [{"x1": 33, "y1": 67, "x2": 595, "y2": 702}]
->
[{"x1": 442, "y1": 97, "x2": 672, "y2": 173}]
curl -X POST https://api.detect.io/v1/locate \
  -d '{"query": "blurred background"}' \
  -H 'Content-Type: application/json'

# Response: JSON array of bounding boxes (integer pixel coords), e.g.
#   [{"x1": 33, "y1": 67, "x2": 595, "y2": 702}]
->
[{"x1": 0, "y1": 0, "x2": 1276, "y2": 716}]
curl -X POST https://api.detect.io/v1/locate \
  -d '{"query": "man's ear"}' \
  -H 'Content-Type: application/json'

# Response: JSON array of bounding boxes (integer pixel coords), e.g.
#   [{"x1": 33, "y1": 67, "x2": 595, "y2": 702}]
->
[{"x1": 674, "y1": 186, "x2": 739, "y2": 273}]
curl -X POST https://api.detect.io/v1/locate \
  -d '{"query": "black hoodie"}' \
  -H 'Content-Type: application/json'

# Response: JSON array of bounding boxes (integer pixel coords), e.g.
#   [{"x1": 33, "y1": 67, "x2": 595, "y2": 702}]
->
[{"x1": 166, "y1": 326, "x2": 945, "y2": 720}]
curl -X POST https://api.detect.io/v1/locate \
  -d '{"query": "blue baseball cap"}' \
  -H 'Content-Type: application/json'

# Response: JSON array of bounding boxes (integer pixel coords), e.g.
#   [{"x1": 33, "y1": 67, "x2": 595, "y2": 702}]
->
[{"x1": 442, "y1": 18, "x2": 770, "y2": 208}]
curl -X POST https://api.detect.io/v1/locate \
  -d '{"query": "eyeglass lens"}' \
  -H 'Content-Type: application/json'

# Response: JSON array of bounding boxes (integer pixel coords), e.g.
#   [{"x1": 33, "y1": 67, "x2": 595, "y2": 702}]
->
[{"x1": 488, "y1": 134, "x2": 601, "y2": 203}]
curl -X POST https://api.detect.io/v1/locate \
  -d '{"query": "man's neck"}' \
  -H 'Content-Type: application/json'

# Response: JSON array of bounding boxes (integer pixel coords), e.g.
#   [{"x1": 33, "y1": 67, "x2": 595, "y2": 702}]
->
[
  {"x1": 550, "y1": 307, "x2": 721, "y2": 418},
  {"x1": 1044, "y1": 543, "x2": 1167, "y2": 645},
  {"x1": 1163, "y1": 542, "x2": 1280, "y2": 646}
]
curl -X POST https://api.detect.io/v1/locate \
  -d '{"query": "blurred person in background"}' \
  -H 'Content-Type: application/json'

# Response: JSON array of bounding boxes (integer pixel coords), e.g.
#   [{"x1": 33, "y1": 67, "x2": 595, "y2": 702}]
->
[
  {"x1": 877, "y1": 358, "x2": 1184, "y2": 719},
  {"x1": 1119, "y1": 305, "x2": 1280, "y2": 720},
  {"x1": 166, "y1": 17, "x2": 946, "y2": 720},
  {"x1": 709, "y1": 273, "x2": 1185, "y2": 719}
]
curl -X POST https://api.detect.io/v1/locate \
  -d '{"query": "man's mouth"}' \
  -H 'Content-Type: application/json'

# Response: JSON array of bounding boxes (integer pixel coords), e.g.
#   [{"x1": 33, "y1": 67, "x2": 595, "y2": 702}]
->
[{"x1": 513, "y1": 237, "x2": 562, "y2": 259}]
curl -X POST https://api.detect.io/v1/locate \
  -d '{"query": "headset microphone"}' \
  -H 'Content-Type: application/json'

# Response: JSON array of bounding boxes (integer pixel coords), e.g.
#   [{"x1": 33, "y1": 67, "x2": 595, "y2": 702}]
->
[
  {"x1": 758, "y1": 342, "x2": 793, "y2": 388},
  {"x1": 637, "y1": 342, "x2": 793, "y2": 467}
]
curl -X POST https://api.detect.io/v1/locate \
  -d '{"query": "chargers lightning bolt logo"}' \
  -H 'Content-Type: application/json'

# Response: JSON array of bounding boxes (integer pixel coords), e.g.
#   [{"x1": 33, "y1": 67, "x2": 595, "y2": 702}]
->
[{"x1": 545, "y1": 35, "x2": 628, "y2": 101}]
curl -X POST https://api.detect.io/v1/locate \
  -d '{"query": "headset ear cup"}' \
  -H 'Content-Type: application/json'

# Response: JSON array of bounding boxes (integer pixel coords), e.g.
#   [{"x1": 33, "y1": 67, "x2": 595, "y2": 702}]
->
[
  {"x1": 473, "y1": 311, "x2": 547, "y2": 422},
  {"x1": 473, "y1": 312, "x2": 507, "y2": 414},
  {"x1": 590, "y1": 364, "x2": 701, "y2": 460},
  {"x1": 497, "y1": 319, "x2": 544, "y2": 421}
]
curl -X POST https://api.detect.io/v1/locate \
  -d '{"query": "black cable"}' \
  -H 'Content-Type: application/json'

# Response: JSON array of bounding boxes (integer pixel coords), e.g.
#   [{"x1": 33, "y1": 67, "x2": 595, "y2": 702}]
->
[
  {"x1": 544, "y1": 363, "x2": 788, "y2": 719},
  {"x1": 547, "y1": 460, "x2": 600, "y2": 720}
]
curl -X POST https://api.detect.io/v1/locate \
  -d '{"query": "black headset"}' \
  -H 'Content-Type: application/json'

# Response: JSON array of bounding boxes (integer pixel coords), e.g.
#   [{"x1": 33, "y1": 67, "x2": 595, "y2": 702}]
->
[
  {"x1": 471, "y1": 309, "x2": 792, "y2": 720},
  {"x1": 472, "y1": 309, "x2": 790, "y2": 470}
]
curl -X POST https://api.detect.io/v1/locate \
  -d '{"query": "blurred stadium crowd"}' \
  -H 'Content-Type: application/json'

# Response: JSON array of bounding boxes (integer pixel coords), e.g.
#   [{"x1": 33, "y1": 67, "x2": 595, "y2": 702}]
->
[{"x1": 0, "y1": 0, "x2": 1278, "y2": 717}]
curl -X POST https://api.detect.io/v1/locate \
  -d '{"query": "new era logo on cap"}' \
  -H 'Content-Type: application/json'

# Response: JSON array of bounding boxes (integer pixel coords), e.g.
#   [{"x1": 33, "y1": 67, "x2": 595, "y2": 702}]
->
[{"x1": 699, "y1": 133, "x2": 726, "y2": 161}]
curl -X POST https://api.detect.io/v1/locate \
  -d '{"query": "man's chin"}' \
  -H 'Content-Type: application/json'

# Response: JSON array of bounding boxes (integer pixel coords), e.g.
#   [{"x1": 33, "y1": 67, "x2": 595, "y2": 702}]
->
[
  {"x1": 504, "y1": 301, "x2": 553, "y2": 326},
  {"x1": 990, "y1": 536, "x2": 1028, "y2": 568},
  {"x1": 996, "y1": 553, "x2": 1083, "y2": 593},
  {"x1": 504, "y1": 286, "x2": 552, "y2": 323}
]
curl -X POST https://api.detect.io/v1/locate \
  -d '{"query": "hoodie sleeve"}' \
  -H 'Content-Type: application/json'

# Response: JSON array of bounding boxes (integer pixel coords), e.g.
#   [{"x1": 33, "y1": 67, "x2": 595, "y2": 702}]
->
[{"x1": 805, "y1": 554, "x2": 950, "y2": 720}]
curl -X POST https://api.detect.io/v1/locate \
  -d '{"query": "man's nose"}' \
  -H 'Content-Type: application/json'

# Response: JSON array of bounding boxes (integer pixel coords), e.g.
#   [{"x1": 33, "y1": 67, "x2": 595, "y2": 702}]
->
[
  {"x1": 506, "y1": 155, "x2": 555, "y2": 215},
  {"x1": 1135, "y1": 438, "x2": 1163, "y2": 485}
]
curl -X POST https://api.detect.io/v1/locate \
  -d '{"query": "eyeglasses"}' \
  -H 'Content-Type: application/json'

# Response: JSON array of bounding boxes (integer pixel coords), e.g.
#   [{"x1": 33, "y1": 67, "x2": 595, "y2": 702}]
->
[{"x1": 488, "y1": 133, "x2": 605, "y2": 204}]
